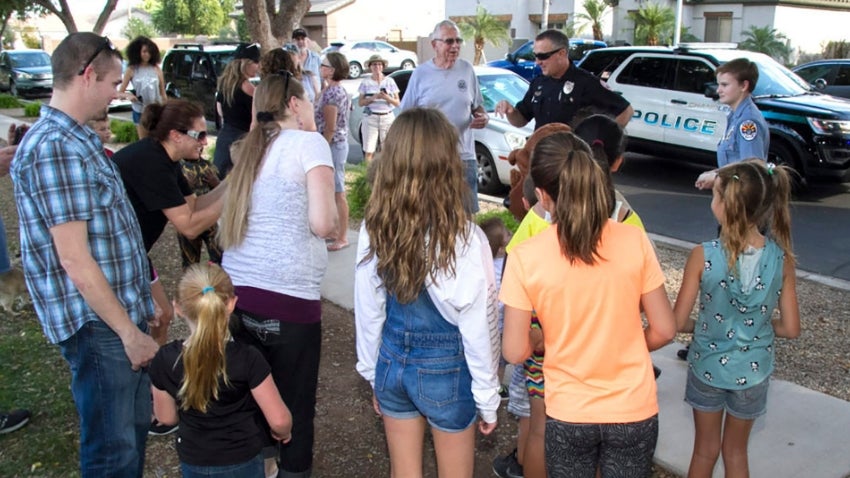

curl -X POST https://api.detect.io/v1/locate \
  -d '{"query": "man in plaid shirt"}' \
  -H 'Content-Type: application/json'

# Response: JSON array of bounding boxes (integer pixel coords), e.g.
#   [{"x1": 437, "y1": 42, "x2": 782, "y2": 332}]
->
[{"x1": 11, "y1": 32, "x2": 158, "y2": 477}]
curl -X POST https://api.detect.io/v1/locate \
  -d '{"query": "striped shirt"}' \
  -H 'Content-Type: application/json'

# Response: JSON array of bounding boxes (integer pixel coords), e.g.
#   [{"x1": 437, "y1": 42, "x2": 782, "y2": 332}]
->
[{"x1": 11, "y1": 105, "x2": 154, "y2": 344}]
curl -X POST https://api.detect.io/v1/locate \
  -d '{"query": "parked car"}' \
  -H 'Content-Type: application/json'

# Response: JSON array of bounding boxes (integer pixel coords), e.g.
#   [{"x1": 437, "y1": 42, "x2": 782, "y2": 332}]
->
[
  {"x1": 486, "y1": 38, "x2": 607, "y2": 81},
  {"x1": 0, "y1": 49, "x2": 53, "y2": 98},
  {"x1": 793, "y1": 59, "x2": 850, "y2": 99},
  {"x1": 578, "y1": 44, "x2": 850, "y2": 182},
  {"x1": 349, "y1": 66, "x2": 534, "y2": 194},
  {"x1": 322, "y1": 40, "x2": 417, "y2": 79},
  {"x1": 161, "y1": 43, "x2": 246, "y2": 127}
]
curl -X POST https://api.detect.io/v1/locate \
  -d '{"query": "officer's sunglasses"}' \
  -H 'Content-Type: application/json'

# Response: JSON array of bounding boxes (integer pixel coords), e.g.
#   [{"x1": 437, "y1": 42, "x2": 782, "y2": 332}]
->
[{"x1": 534, "y1": 47, "x2": 564, "y2": 61}]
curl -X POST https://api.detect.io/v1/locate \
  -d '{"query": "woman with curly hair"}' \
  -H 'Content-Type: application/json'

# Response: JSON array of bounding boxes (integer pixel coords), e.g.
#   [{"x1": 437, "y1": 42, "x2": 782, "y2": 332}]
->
[
  {"x1": 355, "y1": 107, "x2": 500, "y2": 477},
  {"x1": 119, "y1": 36, "x2": 166, "y2": 138}
]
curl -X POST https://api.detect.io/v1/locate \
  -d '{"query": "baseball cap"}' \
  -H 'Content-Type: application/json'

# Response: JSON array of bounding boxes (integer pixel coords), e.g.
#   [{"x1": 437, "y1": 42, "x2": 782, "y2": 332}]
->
[
  {"x1": 292, "y1": 28, "x2": 308, "y2": 39},
  {"x1": 234, "y1": 43, "x2": 261, "y2": 62}
]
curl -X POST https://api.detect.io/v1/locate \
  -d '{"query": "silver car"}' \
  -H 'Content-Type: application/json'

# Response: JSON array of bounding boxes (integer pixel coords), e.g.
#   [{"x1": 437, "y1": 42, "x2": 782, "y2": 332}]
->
[
  {"x1": 323, "y1": 40, "x2": 418, "y2": 79},
  {"x1": 348, "y1": 66, "x2": 534, "y2": 194}
]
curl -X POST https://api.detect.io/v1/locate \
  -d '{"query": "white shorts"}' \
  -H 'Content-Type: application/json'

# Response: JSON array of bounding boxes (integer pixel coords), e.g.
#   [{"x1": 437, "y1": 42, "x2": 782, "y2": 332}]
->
[{"x1": 361, "y1": 111, "x2": 395, "y2": 154}]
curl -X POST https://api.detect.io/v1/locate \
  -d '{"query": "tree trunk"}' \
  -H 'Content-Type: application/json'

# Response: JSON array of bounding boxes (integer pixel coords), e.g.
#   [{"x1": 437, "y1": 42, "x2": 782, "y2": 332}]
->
[
  {"x1": 271, "y1": 0, "x2": 312, "y2": 44},
  {"x1": 92, "y1": 0, "x2": 119, "y2": 35},
  {"x1": 593, "y1": 23, "x2": 603, "y2": 40},
  {"x1": 474, "y1": 38, "x2": 485, "y2": 65},
  {"x1": 243, "y1": 0, "x2": 278, "y2": 51},
  {"x1": 33, "y1": 0, "x2": 77, "y2": 33},
  {"x1": 541, "y1": 0, "x2": 550, "y2": 32}
]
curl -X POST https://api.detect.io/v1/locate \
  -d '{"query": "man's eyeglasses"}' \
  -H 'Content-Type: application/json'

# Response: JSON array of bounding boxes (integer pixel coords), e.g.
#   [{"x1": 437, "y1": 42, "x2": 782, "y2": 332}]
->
[
  {"x1": 435, "y1": 37, "x2": 464, "y2": 46},
  {"x1": 78, "y1": 36, "x2": 117, "y2": 76},
  {"x1": 178, "y1": 129, "x2": 208, "y2": 141},
  {"x1": 533, "y1": 47, "x2": 564, "y2": 61}
]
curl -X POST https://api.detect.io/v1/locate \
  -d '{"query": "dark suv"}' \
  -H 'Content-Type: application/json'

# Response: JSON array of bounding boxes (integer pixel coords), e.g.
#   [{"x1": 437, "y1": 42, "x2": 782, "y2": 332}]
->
[
  {"x1": 161, "y1": 43, "x2": 244, "y2": 127},
  {"x1": 579, "y1": 45, "x2": 850, "y2": 182}
]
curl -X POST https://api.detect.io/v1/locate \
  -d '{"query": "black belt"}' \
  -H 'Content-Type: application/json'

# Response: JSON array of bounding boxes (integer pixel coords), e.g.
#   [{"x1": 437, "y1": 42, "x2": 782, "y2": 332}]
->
[{"x1": 369, "y1": 111, "x2": 391, "y2": 116}]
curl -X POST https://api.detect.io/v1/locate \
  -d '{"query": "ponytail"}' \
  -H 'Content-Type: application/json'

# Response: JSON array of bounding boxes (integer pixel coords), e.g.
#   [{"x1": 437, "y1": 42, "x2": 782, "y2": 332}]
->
[
  {"x1": 531, "y1": 132, "x2": 611, "y2": 264},
  {"x1": 175, "y1": 264, "x2": 235, "y2": 413}
]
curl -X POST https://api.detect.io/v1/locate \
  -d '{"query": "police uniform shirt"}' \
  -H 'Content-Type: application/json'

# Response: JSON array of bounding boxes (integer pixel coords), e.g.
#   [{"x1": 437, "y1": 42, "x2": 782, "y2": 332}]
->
[
  {"x1": 515, "y1": 65, "x2": 631, "y2": 129},
  {"x1": 717, "y1": 95, "x2": 769, "y2": 167}
]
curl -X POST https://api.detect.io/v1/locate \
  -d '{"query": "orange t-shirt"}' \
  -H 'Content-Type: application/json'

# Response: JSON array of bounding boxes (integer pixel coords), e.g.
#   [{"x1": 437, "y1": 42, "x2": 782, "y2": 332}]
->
[{"x1": 500, "y1": 221, "x2": 664, "y2": 423}]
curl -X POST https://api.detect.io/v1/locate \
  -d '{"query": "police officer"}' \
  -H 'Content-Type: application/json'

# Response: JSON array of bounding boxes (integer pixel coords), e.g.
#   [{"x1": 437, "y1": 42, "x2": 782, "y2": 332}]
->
[
  {"x1": 696, "y1": 58, "x2": 769, "y2": 189},
  {"x1": 495, "y1": 29, "x2": 633, "y2": 129}
]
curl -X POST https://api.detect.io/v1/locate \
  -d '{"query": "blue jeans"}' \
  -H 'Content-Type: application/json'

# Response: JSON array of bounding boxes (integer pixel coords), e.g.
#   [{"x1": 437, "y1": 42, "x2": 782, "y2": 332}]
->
[
  {"x1": 462, "y1": 159, "x2": 479, "y2": 213},
  {"x1": 374, "y1": 290, "x2": 476, "y2": 433},
  {"x1": 213, "y1": 124, "x2": 248, "y2": 179},
  {"x1": 181, "y1": 452, "x2": 264, "y2": 477},
  {"x1": 59, "y1": 320, "x2": 152, "y2": 478},
  {"x1": 0, "y1": 215, "x2": 10, "y2": 273}
]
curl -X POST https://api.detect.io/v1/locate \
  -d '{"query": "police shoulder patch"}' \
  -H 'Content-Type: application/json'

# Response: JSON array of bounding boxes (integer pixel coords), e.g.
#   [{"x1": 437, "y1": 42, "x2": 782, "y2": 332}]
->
[{"x1": 739, "y1": 120, "x2": 758, "y2": 141}]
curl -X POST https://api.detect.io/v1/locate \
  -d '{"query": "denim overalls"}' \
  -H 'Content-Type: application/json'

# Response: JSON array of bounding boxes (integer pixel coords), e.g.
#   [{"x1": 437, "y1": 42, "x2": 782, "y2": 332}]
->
[{"x1": 374, "y1": 288, "x2": 477, "y2": 432}]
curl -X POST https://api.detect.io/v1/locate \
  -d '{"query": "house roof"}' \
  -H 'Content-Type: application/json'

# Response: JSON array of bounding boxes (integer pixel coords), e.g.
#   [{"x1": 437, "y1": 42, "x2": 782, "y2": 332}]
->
[
  {"x1": 306, "y1": 0, "x2": 355, "y2": 15},
  {"x1": 685, "y1": 0, "x2": 850, "y2": 10}
]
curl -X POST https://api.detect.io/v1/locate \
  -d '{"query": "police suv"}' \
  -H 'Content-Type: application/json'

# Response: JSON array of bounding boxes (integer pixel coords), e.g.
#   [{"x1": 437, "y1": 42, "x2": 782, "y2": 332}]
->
[{"x1": 578, "y1": 44, "x2": 850, "y2": 182}]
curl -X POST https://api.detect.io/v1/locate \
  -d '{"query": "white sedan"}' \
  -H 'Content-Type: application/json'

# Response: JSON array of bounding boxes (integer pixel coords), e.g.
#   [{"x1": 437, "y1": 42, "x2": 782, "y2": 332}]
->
[
  {"x1": 323, "y1": 40, "x2": 418, "y2": 79},
  {"x1": 348, "y1": 66, "x2": 534, "y2": 195}
]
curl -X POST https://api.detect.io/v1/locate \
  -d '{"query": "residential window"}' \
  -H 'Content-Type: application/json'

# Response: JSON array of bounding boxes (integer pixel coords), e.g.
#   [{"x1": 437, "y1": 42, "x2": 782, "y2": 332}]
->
[{"x1": 705, "y1": 13, "x2": 732, "y2": 43}]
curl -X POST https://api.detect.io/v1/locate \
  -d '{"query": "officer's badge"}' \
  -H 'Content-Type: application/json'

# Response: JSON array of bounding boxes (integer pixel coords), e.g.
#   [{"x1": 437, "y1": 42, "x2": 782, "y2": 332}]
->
[
  {"x1": 562, "y1": 81, "x2": 574, "y2": 95},
  {"x1": 739, "y1": 120, "x2": 758, "y2": 141}
]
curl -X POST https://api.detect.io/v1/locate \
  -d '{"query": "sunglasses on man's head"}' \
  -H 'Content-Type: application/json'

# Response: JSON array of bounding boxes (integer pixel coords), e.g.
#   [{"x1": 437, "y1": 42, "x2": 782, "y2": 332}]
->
[
  {"x1": 533, "y1": 47, "x2": 564, "y2": 61},
  {"x1": 178, "y1": 129, "x2": 207, "y2": 141},
  {"x1": 435, "y1": 37, "x2": 464, "y2": 46},
  {"x1": 78, "y1": 36, "x2": 117, "y2": 76}
]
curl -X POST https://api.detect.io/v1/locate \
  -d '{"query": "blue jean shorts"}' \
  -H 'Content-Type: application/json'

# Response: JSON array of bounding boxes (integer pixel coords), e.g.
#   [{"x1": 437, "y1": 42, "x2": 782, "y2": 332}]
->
[
  {"x1": 330, "y1": 141, "x2": 349, "y2": 193},
  {"x1": 374, "y1": 345, "x2": 477, "y2": 433},
  {"x1": 685, "y1": 369, "x2": 769, "y2": 420}
]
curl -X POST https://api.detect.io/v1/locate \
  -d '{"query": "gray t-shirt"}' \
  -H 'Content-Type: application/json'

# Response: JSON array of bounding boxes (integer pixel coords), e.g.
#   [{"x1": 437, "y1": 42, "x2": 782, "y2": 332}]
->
[
  {"x1": 130, "y1": 65, "x2": 163, "y2": 113},
  {"x1": 222, "y1": 130, "x2": 333, "y2": 300},
  {"x1": 400, "y1": 59, "x2": 483, "y2": 162}
]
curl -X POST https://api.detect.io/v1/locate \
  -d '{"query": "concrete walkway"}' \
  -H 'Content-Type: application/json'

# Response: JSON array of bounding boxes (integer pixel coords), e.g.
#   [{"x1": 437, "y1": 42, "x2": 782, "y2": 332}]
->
[{"x1": 321, "y1": 228, "x2": 850, "y2": 478}]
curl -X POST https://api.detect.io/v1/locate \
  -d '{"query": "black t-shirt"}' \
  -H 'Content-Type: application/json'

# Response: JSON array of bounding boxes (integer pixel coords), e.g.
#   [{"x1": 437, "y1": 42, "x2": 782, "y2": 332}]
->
[
  {"x1": 112, "y1": 137, "x2": 192, "y2": 252},
  {"x1": 516, "y1": 65, "x2": 631, "y2": 129},
  {"x1": 149, "y1": 340, "x2": 272, "y2": 466},
  {"x1": 218, "y1": 87, "x2": 253, "y2": 132}
]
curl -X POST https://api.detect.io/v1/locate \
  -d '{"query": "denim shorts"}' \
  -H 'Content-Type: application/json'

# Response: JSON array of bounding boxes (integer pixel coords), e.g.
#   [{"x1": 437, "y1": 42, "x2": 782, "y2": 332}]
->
[
  {"x1": 374, "y1": 344, "x2": 477, "y2": 433},
  {"x1": 462, "y1": 159, "x2": 479, "y2": 213},
  {"x1": 507, "y1": 364, "x2": 531, "y2": 418},
  {"x1": 685, "y1": 369, "x2": 769, "y2": 420},
  {"x1": 330, "y1": 141, "x2": 349, "y2": 193}
]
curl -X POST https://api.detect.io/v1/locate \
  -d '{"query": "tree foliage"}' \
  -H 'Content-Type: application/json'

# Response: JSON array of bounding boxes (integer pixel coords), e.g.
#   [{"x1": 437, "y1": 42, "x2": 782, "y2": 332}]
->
[
  {"x1": 458, "y1": 5, "x2": 511, "y2": 65},
  {"x1": 122, "y1": 16, "x2": 159, "y2": 40},
  {"x1": 150, "y1": 0, "x2": 233, "y2": 36},
  {"x1": 575, "y1": 0, "x2": 610, "y2": 41},
  {"x1": 561, "y1": 20, "x2": 586, "y2": 40},
  {"x1": 241, "y1": 0, "x2": 311, "y2": 51},
  {"x1": 739, "y1": 25, "x2": 792, "y2": 64},
  {"x1": 627, "y1": 2, "x2": 674, "y2": 46}
]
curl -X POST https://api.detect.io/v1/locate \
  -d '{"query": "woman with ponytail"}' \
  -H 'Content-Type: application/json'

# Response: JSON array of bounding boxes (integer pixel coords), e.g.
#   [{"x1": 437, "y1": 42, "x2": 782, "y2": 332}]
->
[
  {"x1": 500, "y1": 132, "x2": 676, "y2": 477},
  {"x1": 219, "y1": 72, "x2": 337, "y2": 478},
  {"x1": 149, "y1": 263, "x2": 292, "y2": 478}
]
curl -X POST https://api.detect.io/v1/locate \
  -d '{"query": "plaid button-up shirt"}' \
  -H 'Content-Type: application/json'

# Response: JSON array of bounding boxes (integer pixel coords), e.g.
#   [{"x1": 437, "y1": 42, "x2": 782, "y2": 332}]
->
[{"x1": 11, "y1": 105, "x2": 153, "y2": 344}]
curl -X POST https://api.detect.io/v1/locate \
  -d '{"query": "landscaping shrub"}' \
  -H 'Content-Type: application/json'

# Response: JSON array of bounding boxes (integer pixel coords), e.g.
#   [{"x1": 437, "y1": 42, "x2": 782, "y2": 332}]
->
[
  {"x1": 110, "y1": 119, "x2": 138, "y2": 143},
  {"x1": 23, "y1": 101, "x2": 41, "y2": 118},
  {"x1": 475, "y1": 209, "x2": 519, "y2": 234},
  {"x1": 347, "y1": 163, "x2": 371, "y2": 221},
  {"x1": 0, "y1": 94, "x2": 22, "y2": 108}
]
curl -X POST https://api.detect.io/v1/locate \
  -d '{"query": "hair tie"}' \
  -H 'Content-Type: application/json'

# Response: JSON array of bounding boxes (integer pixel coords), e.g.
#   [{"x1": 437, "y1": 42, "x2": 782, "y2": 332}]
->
[
  {"x1": 256, "y1": 111, "x2": 274, "y2": 123},
  {"x1": 766, "y1": 162, "x2": 776, "y2": 176},
  {"x1": 201, "y1": 286, "x2": 215, "y2": 295},
  {"x1": 592, "y1": 139, "x2": 604, "y2": 148},
  {"x1": 732, "y1": 174, "x2": 740, "y2": 181}
]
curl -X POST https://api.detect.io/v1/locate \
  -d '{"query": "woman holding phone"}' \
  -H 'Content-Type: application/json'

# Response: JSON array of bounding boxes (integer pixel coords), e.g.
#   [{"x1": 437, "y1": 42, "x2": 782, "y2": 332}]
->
[{"x1": 357, "y1": 54, "x2": 399, "y2": 163}]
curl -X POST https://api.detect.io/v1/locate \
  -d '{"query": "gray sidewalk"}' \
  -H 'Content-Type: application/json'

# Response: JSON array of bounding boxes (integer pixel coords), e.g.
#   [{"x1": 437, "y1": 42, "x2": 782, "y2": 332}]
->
[{"x1": 321, "y1": 228, "x2": 850, "y2": 478}]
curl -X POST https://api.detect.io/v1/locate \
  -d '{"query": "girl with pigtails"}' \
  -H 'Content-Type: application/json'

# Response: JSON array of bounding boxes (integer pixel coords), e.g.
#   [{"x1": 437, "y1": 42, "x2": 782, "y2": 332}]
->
[
  {"x1": 674, "y1": 159, "x2": 800, "y2": 478},
  {"x1": 149, "y1": 263, "x2": 292, "y2": 477},
  {"x1": 500, "y1": 131, "x2": 676, "y2": 477}
]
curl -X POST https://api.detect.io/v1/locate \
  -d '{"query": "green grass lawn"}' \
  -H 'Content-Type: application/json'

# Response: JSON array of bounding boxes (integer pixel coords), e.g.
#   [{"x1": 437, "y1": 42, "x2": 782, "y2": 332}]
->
[{"x1": 0, "y1": 311, "x2": 80, "y2": 477}]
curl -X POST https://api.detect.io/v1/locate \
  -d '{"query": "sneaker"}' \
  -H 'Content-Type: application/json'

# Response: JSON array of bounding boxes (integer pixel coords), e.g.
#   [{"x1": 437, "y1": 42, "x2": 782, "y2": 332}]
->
[
  {"x1": 492, "y1": 448, "x2": 523, "y2": 478},
  {"x1": 653, "y1": 365, "x2": 662, "y2": 379},
  {"x1": 498, "y1": 385, "x2": 509, "y2": 401},
  {"x1": 149, "y1": 419, "x2": 178, "y2": 436},
  {"x1": 0, "y1": 409, "x2": 30, "y2": 434},
  {"x1": 677, "y1": 345, "x2": 690, "y2": 361}
]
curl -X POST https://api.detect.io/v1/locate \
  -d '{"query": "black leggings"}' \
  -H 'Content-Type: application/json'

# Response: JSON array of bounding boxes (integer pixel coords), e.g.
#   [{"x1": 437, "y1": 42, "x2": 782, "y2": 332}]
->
[{"x1": 545, "y1": 414, "x2": 659, "y2": 478}]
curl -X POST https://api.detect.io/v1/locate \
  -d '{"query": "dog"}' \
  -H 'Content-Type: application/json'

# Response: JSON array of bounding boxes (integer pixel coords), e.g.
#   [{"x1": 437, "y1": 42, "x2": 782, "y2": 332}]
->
[{"x1": 0, "y1": 268, "x2": 30, "y2": 315}]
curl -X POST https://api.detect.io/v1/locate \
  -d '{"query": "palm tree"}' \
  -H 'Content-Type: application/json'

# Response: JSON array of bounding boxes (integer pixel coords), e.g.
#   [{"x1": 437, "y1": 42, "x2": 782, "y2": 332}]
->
[
  {"x1": 458, "y1": 5, "x2": 511, "y2": 65},
  {"x1": 627, "y1": 2, "x2": 675, "y2": 46},
  {"x1": 739, "y1": 25, "x2": 792, "y2": 64},
  {"x1": 561, "y1": 19, "x2": 587, "y2": 39},
  {"x1": 575, "y1": 0, "x2": 610, "y2": 41}
]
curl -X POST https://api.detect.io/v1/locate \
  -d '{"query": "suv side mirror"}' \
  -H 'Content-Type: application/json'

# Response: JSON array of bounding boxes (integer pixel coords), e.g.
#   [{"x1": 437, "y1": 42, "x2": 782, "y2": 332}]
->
[
  {"x1": 704, "y1": 82, "x2": 719, "y2": 100},
  {"x1": 506, "y1": 52, "x2": 516, "y2": 63},
  {"x1": 814, "y1": 78, "x2": 828, "y2": 90}
]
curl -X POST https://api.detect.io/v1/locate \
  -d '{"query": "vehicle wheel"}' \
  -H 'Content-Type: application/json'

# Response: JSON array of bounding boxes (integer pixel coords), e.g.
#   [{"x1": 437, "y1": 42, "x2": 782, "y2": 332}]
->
[
  {"x1": 768, "y1": 139, "x2": 807, "y2": 191},
  {"x1": 476, "y1": 144, "x2": 505, "y2": 195},
  {"x1": 348, "y1": 62, "x2": 362, "y2": 79},
  {"x1": 401, "y1": 60, "x2": 416, "y2": 70}
]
